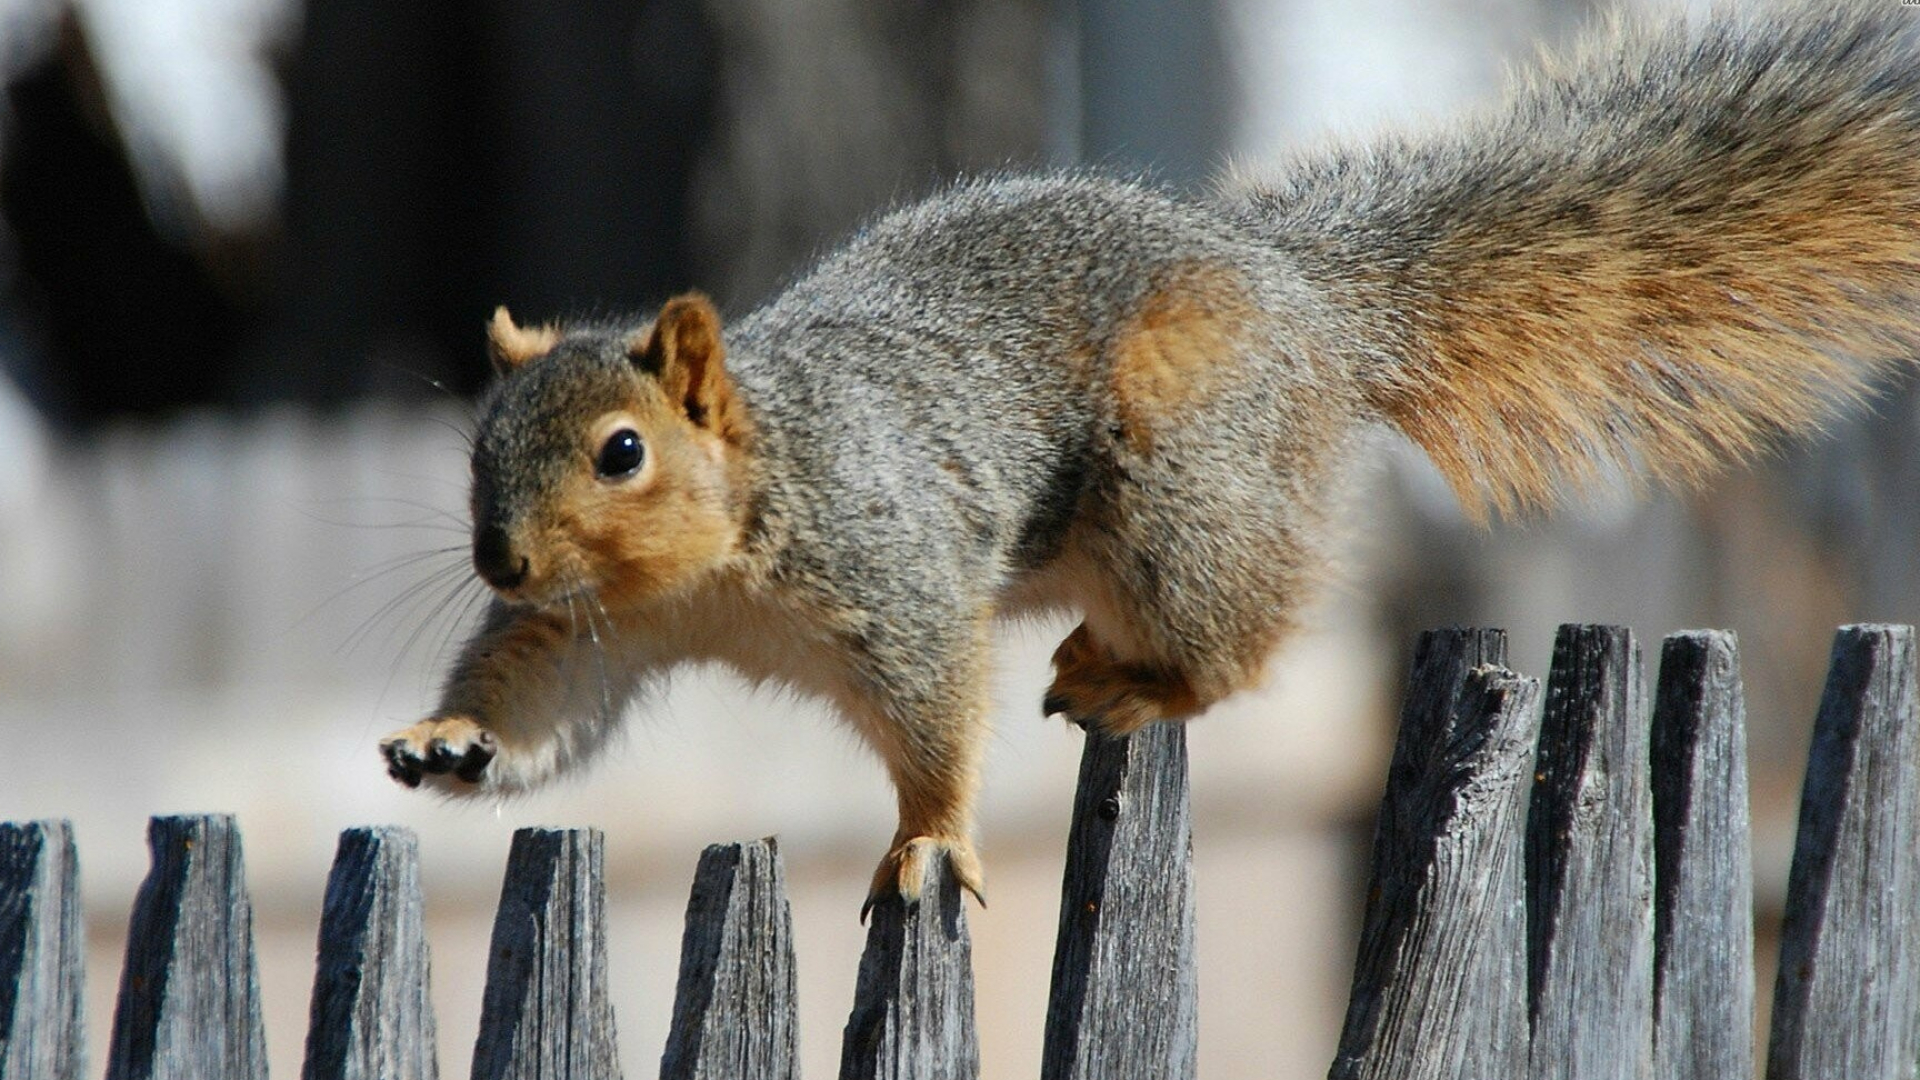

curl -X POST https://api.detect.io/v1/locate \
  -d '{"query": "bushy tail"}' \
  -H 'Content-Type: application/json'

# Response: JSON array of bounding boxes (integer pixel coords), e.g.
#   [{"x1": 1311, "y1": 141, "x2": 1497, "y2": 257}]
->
[{"x1": 1228, "y1": 1, "x2": 1920, "y2": 519}]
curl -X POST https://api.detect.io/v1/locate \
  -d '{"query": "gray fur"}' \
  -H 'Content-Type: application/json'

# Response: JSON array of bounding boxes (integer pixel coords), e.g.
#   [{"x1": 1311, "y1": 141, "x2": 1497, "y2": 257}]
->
[{"x1": 384, "y1": 0, "x2": 1920, "y2": 904}]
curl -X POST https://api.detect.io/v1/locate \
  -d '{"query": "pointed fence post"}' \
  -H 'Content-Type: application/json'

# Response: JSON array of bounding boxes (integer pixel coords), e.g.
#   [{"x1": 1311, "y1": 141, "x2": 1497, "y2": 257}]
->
[
  {"x1": 303, "y1": 826, "x2": 438, "y2": 1080},
  {"x1": 105, "y1": 814, "x2": 268, "y2": 1080},
  {"x1": 1040, "y1": 721, "x2": 1196, "y2": 1080},
  {"x1": 471, "y1": 828, "x2": 622, "y2": 1080},
  {"x1": 838, "y1": 852, "x2": 977, "y2": 1080},
  {"x1": 1329, "y1": 628, "x2": 1538, "y2": 1080},
  {"x1": 1525, "y1": 625, "x2": 1653, "y2": 1080},
  {"x1": 0, "y1": 820, "x2": 84, "y2": 1080},
  {"x1": 1648, "y1": 631, "x2": 1753, "y2": 1080},
  {"x1": 1767, "y1": 624, "x2": 1920, "y2": 1080},
  {"x1": 660, "y1": 839, "x2": 799, "y2": 1080}
]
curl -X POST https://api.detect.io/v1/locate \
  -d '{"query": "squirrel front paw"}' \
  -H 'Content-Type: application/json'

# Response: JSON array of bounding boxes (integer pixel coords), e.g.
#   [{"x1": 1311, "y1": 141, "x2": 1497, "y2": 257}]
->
[
  {"x1": 862, "y1": 833, "x2": 986, "y2": 921},
  {"x1": 380, "y1": 716, "x2": 498, "y2": 788}
]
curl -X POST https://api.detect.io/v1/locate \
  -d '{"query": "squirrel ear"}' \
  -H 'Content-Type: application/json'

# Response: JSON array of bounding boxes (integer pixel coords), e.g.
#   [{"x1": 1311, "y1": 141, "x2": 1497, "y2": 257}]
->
[
  {"x1": 630, "y1": 293, "x2": 738, "y2": 432},
  {"x1": 487, "y1": 307, "x2": 560, "y2": 374}
]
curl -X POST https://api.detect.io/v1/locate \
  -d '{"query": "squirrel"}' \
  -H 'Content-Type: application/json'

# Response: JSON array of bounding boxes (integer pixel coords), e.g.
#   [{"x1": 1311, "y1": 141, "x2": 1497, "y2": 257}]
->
[{"x1": 381, "y1": 0, "x2": 1920, "y2": 910}]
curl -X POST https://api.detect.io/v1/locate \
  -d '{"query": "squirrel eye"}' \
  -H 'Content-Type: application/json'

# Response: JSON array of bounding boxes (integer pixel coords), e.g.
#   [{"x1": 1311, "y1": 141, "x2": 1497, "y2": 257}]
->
[{"x1": 595, "y1": 428, "x2": 645, "y2": 479}]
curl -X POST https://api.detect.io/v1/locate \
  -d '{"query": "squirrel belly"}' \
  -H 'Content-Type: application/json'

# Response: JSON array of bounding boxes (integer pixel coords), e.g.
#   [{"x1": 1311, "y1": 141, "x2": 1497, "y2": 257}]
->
[{"x1": 381, "y1": 0, "x2": 1920, "y2": 908}]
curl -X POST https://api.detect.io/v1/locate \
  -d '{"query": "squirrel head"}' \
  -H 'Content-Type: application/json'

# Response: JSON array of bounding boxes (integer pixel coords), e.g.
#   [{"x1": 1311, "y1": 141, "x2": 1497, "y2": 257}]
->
[{"x1": 466, "y1": 294, "x2": 753, "y2": 611}]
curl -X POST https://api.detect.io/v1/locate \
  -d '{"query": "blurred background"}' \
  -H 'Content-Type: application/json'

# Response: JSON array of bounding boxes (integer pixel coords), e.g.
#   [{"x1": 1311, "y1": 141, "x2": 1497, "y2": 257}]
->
[{"x1": 2, "y1": 0, "x2": 1917, "y2": 1075}]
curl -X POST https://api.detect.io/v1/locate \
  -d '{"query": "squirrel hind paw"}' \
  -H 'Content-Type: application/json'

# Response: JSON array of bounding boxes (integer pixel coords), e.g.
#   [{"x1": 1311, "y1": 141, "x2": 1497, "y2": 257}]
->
[
  {"x1": 861, "y1": 835, "x2": 986, "y2": 922},
  {"x1": 1045, "y1": 622, "x2": 1224, "y2": 734},
  {"x1": 1044, "y1": 667, "x2": 1198, "y2": 737}
]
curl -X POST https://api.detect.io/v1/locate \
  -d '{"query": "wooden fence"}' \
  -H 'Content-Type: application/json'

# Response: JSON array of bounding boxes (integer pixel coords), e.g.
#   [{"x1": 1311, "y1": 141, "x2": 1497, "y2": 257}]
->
[{"x1": 1, "y1": 623, "x2": 1916, "y2": 1079}]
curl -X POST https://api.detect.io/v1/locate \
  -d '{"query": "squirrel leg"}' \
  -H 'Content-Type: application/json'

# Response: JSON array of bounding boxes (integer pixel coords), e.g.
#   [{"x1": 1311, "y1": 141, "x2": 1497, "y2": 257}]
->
[
  {"x1": 1041, "y1": 528, "x2": 1313, "y2": 735},
  {"x1": 861, "y1": 716, "x2": 989, "y2": 913},
  {"x1": 1043, "y1": 411, "x2": 1338, "y2": 735},
  {"x1": 852, "y1": 641, "x2": 992, "y2": 914},
  {"x1": 380, "y1": 599, "x2": 640, "y2": 794}
]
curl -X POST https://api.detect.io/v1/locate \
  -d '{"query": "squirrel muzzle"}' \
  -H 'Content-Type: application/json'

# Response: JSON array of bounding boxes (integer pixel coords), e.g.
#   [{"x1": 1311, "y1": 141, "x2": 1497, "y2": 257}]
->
[{"x1": 472, "y1": 522, "x2": 530, "y2": 594}]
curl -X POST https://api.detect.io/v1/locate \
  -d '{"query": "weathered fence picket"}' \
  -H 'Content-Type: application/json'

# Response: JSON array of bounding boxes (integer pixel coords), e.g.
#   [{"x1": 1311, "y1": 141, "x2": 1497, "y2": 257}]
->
[
  {"x1": 1648, "y1": 631, "x2": 1753, "y2": 1080},
  {"x1": 660, "y1": 839, "x2": 798, "y2": 1080},
  {"x1": 1329, "y1": 628, "x2": 1538, "y2": 1080},
  {"x1": 0, "y1": 820, "x2": 83, "y2": 1080},
  {"x1": 3, "y1": 620, "x2": 1918, "y2": 1079},
  {"x1": 106, "y1": 814, "x2": 268, "y2": 1080},
  {"x1": 1527, "y1": 625, "x2": 1654, "y2": 1079},
  {"x1": 1041, "y1": 722, "x2": 1197, "y2": 1080},
  {"x1": 302, "y1": 826, "x2": 438, "y2": 1080},
  {"x1": 1766, "y1": 625, "x2": 1920, "y2": 1080},
  {"x1": 839, "y1": 854, "x2": 977, "y2": 1080},
  {"x1": 471, "y1": 828, "x2": 621, "y2": 1080}
]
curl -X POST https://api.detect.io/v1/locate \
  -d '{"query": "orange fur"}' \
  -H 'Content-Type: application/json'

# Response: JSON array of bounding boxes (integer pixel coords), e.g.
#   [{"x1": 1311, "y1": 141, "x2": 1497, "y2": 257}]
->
[
  {"x1": 562, "y1": 454, "x2": 739, "y2": 610},
  {"x1": 387, "y1": 3, "x2": 1920, "y2": 915},
  {"x1": 630, "y1": 293, "x2": 752, "y2": 446},
  {"x1": 386, "y1": 714, "x2": 489, "y2": 751},
  {"x1": 487, "y1": 307, "x2": 560, "y2": 371},
  {"x1": 1109, "y1": 263, "x2": 1255, "y2": 451},
  {"x1": 482, "y1": 347, "x2": 753, "y2": 615},
  {"x1": 1047, "y1": 623, "x2": 1203, "y2": 734},
  {"x1": 443, "y1": 607, "x2": 577, "y2": 717},
  {"x1": 1374, "y1": 121, "x2": 1920, "y2": 521},
  {"x1": 838, "y1": 613, "x2": 994, "y2": 904},
  {"x1": 531, "y1": 387, "x2": 747, "y2": 612}
]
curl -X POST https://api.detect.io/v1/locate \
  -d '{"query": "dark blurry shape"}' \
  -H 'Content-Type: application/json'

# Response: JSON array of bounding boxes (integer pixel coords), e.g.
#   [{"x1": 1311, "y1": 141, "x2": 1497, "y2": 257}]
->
[
  {"x1": 239, "y1": 0, "x2": 484, "y2": 407},
  {"x1": 4, "y1": 0, "x2": 1065, "y2": 419},
  {"x1": 0, "y1": 15, "x2": 246, "y2": 427},
  {"x1": 491, "y1": 1, "x2": 718, "y2": 319},
  {"x1": 692, "y1": 0, "x2": 1054, "y2": 308},
  {"x1": 244, "y1": 0, "x2": 718, "y2": 406}
]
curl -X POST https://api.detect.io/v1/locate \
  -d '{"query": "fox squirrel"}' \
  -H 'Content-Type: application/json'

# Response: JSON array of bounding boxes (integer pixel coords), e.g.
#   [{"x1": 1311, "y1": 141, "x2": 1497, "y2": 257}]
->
[{"x1": 381, "y1": 0, "x2": 1920, "y2": 909}]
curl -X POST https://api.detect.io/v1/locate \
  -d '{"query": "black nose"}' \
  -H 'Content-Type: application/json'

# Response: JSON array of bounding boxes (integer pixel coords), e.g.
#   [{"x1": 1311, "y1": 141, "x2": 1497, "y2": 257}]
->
[{"x1": 473, "y1": 525, "x2": 529, "y2": 591}]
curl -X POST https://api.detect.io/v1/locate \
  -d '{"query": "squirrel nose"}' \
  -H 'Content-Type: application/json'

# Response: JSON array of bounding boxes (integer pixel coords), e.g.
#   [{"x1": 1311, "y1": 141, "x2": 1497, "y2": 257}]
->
[{"x1": 473, "y1": 525, "x2": 530, "y2": 591}]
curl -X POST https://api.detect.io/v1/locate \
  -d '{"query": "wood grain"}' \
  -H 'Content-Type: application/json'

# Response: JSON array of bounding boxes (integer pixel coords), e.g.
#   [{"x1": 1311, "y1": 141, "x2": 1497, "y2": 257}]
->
[
  {"x1": 1649, "y1": 631, "x2": 1754, "y2": 1080},
  {"x1": 303, "y1": 827, "x2": 438, "y2": 1080},
  {"x1": 471, "y1": 828, "x2": 621, "y2": 1080},
  {"x1": 0, "y1": 820, "x2": 83, "y2": 1080},
  {"x1": 1767, "y1": 625, "x2": 1920, "y2": 1080},
  {"x1": 1526, "y1": 625, "x2": 1653, "y2": 1080},
  {"x1": 839, "y1": 852, "x2": 977, "y2": 1080},
  {"x1": 105, "y1": 814, "x2": 268, "y2": 1080},
  {"x1": 661, "y1": 839, "x2": 798, "y2": 1080},
  {"x1": 1041, "y1": 721, "x2": 1197, "y2": 1080},
  {"x1": 1331, "y1": 629, "x2": 1538, "y2": 1080}
]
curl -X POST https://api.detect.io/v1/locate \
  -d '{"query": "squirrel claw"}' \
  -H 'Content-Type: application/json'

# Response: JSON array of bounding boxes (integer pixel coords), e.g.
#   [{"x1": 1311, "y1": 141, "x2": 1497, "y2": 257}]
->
[
  {"x1": 424, "y1": 738, "x2": 460, "y2": 772},
  {"x1": 384, "y1": 750, "x2": 423, "y2": 788},
  {"x1": 1040, "y1": 692, "x2": 1096, "y2": 731},
  {"x1": 862, "y1": 834, "x2": 986, "y2": 922},
  {"x1": 379, "y1": 717, "x2": 498, "y2": 788},
  {"x1": 453, "y1": 733, "x2": 497, "y2": 782}
]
